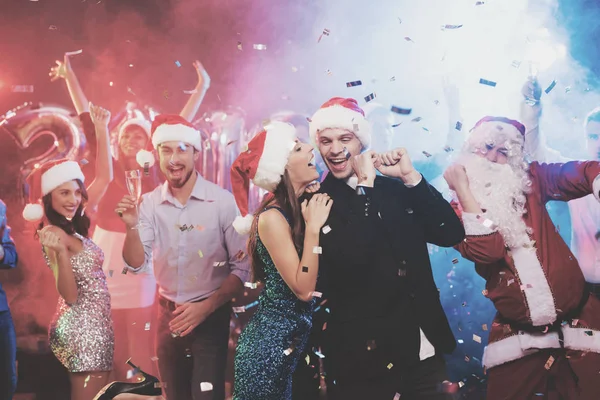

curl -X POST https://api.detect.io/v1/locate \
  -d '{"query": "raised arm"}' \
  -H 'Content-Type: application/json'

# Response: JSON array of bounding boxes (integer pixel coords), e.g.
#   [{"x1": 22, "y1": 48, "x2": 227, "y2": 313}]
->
[
  {"x1": 0, "y1": 201, "x2": 17, "y2": 269},
  {"x1": 444, "y1": 164, "x2": 507, "y2": 264},
  {"x1": 39, "y1": 226, "x2": 78, "y2": 304},
  {"x1": 84, "y1": 103, "x2": 114, "y2": 212},
  {"x1": 179, "y1": 60, "x2": 211, "y2": 122},
  {"x1": 259, "y1": 195, "x2": 332, "y2": 302},
  {"x1": 49, "y1": 54, "x2": 89, "y2": 115},
  {"x1": 520, "y1": 78, "x2": 569, "y2": 163},
  {"x1": 531, "y1": 160, "x2": 600, "y2": 204}
]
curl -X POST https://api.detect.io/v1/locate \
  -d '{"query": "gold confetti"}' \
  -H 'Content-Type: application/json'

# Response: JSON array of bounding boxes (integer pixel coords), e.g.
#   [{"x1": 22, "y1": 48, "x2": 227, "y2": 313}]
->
[
  {"x1": 387, "y1": 363, "x2": 394, "y2": 369},
  {"x1": 198, "y1": 250, "x2": 204, "y2": 258}
]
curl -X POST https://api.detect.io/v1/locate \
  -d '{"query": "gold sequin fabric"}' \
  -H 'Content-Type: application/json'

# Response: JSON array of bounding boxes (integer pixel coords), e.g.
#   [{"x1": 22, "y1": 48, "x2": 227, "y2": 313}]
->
[{"x1": 44, "y1": 233, "x2": 114, "y2": 372}]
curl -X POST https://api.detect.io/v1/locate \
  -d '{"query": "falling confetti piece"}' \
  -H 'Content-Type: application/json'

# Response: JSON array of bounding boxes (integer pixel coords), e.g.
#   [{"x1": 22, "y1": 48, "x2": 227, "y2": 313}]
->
[
  {"x1": 442, "y1": 24, "x2": 463, "y2": 30},
  {"x1": 479, "y1": 78, "x2": 497, "y2": 87},
  {"x1": 183, "y1": 89, "x2": 198, "y2": 94},
  {"x1": 565, "y1": 86, "x2": 571, "y2": 93},
  {"x1": 444, "y1": 146, "x2": 454, "y2": 153},
  {"x1": 364, "y1": 93, "x2": 376, "y2": 102},
  {"x1": 65, "y1": 49, "x2": 83, "y2": 56},
  {"x1": 346, "y1": 80, "x2": 362, "y2": 87},
  {"x1": 473, "y1": 334, "x2": 482, "y2": 343},
  {"x1": 422, "y1": 127, "x2": 429, "y2": 132},
  {"x1": 213, "y1": 261, "x2": 227, "y2": 267},
  {"x1": 121, "y1": 267, "x2": 128, "y2": 275},
  {"x1": 127, "y1": 87, "x2": 136, "y2": 96},
  {"x1": 313, "y1": 246, "x2": 322, "y2": 254},
  {"x1": 244, "y1": 282, "x2": 258, "y2": 289},
  {"x1": 109, "y1": 81, "x2": 114, "y2": 87},
  {"x1": 404, "y1": 37, "x2": 414, "y2": 42},
  {"x1": 84, "y1": 375, "x2": 91, "y2": 387},
  {"x1": 325, "y1": 69, "x2": 333, "y2": 76},
  {"x1": 452, "y1": 258, "x2": 459, "y2": 264},
  {"x1": 387, "y1": 363, "x2": 394, "y2": 369},
  {"x1": 108, "y1": 270, "x2": 114, "y2": 277},
  {"x1": 317, "y1": 28, "x2": 331, "y2": 43},
  {"x1": 392, "y1": 123, "x2": 402, "y2": 128},
  {"x1": 585, "y1": 330, "x2": 594, "y2": 336},
  {"x1": 198, "y1": 250, "x2": 203, "y2": 258},
  {"x1": 175, "y1": 61, "x2": 181, "y2": 67},
  {"x1": 545, "y1": 80, "x2": 557, "y2": 94},
  {"x1": 397, "y1": 17, "x2": 402, "y2": 24},
  {"x1": 253, "y1": 44, "x2": 267, "y2": 50},
  {"x1": 49, "y1": 25, "x2": 58, "y2": 30},
  {"x1": 163, "y1": 90, "x2": 170, "y2": 99},
  {"x1": 544, "y1": 355, "x2": 555, "y2": 370},
  {"x1": 511, "y1": 60, "x2": 522, "y2": 68},
  {"x1": 520, "y1": 284, "x2": 533, "y2": 290},
  {"x1": 398, "y1": 269, "x2": 407, "y2": 277},
  {"x1": 233, "y1": 306, "x2": 246, "y2": 313},
  {"x1": 465, "y1": 355, "x2": 470, "y2": 362},
  {"x1": 311, "y1": 291, "x2": 323, "y2": 298},
  {"x1": 322, "y1": 225, "x2": 332, "y2": 234},
  {"x1": 302, "y1": 266, "x2": 309, "y2": 273},
  {"x1": 367, "y1": 340, "x2": 377, "y2": 351},
  {"x1": 284, "y1": 348, "x2": 294, "y2": 356},
  {"x1": 394, "y1": 394, "x2": 401, "y2": 400},
  {"x1": 411, "y1": 117, "x2": 422, "y2": 122},
  {"x1": 482, "y1": 324, "x2": 488, "y2": 331},
  {"x1": 11, "y1": 85, "x2": 34, "y2": 93},
  {"x1": 305, "y1": 354, "x2": 310, "y2": 365},
  {"x1": 145, "y1": 322, "x2": 151, "y2": 331},
  {"x1": 200, "y1": 382, "x2": 213, "y2": 392},
  {"x1": 422, "y1": 151, "x2": 432, "y2": 158},
  {"x1": 455, "y1": 121, "x2": 463, "y2": 131},
  {"x1": 391, "y1": 106, "x2": 412, "y2": 115},
  {"x1": 390, "y1": 76, "x2": 396, "y2": 81}
]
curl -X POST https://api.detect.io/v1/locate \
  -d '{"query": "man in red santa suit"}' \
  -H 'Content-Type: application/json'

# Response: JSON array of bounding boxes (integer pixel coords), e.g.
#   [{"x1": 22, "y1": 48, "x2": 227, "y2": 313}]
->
[{"x1": 444, "y1": 116, "x2": 600, "y2": 399}]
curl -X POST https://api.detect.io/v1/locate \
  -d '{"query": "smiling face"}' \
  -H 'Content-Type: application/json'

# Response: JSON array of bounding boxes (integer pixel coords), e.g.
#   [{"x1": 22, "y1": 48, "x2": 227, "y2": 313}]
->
[
  {"x1": 285, "y1": 140, "x2": 320, "y2": 190},
  {"x1": 119, "y1": 125, "x2": 148, "y2": 159},
  {"x1": 585, "y1": 120, "x2": 600, "y2": 161},
  {"x1": 157, "y1": 141, "x2": 199, "y2": 188},
  {"x1": 316, "y1": 128, "x2": 363, "y2": 179},
  {"x1": 50, "y1": 180, "x2": 84, "y2": 220}
]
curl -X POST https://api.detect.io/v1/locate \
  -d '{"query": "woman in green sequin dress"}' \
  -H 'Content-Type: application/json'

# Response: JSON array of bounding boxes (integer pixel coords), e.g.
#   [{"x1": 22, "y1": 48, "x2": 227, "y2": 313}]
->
[{"x1": 230, "y1": 121, "x2": 332, "y2": 399}]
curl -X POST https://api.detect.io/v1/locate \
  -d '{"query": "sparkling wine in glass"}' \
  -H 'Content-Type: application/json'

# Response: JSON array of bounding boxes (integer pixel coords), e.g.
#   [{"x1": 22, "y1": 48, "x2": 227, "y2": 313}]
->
[{"x1": 125, "y1": 170, "x2": 143, "y2": 229}]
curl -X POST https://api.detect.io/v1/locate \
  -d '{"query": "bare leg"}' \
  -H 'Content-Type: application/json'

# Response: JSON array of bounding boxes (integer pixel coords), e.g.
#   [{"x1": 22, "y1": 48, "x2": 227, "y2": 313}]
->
[{"x1": 70, "y1": 371, "x2": 110, "y2": 400}]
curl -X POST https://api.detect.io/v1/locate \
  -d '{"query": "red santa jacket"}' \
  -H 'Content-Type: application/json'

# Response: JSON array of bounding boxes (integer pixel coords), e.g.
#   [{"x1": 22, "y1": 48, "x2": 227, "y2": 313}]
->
[{"x1": 453, "y1": 161, "x2": 600, "y2": 369}]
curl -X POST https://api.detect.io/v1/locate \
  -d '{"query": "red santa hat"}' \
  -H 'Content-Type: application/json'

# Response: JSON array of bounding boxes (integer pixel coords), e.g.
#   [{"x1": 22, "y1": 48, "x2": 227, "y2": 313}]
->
[
  {"x1": 151, "y1": 114, "x2": 201, "y2": 151},
  {"x1": 469, "y1": 116, "x2": 526, "y2": 143},
  {"x1": 22, "y1": 159, "x2": 85, "y2": 222},
  {"x1": 309, "y1": 97, "x2": 371, "y2": 149},
  {"x1": 230, "y1": 121, "x2": 297, "y2": 234},
  {"x1": 118, "y1": 118, "x2": 152, "y2": 142}
]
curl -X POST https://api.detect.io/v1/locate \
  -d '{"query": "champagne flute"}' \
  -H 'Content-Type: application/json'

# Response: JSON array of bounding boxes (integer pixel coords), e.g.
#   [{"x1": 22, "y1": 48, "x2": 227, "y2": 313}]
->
[{"x1": 125, "y1": 170, "x2": 143, "y2": 229}]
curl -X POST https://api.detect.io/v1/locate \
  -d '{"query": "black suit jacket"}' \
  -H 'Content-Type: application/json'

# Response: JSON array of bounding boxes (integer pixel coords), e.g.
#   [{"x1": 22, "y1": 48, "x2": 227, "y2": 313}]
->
[{"x1": 313, "y1": 173, "x2": 465, "y2": 380}]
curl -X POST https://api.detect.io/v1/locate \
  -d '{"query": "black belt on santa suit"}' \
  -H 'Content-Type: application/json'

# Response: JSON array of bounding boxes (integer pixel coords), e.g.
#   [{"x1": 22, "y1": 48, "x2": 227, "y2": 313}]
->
[
  {"x1": 498, "y1": 291, "x2": 590, "y2": 347},
  {"x1": 585, "y1": 282, "x2": 600, "y2": 299}
]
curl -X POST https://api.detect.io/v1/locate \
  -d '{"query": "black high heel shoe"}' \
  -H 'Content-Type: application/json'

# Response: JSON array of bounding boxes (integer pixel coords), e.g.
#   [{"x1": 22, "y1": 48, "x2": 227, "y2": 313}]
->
[{"x1": 94, "y1": 358, "x2": 163, "y2": 400}]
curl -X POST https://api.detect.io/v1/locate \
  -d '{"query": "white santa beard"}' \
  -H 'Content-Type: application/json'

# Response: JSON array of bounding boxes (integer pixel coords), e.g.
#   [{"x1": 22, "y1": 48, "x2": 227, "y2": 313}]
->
[{"x1": 458, "y1": 153, "x2": 532, "y2": 249}]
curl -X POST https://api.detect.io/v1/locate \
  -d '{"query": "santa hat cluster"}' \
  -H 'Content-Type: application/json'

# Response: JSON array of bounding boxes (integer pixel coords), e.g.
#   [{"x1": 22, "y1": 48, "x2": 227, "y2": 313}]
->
[
  {"x1": 230, "y1": 121, "x2": 297, "y2": 234},
  {"x1": 22, "y1": 159, "x2": 85, "y2": 222},
  {"x1": 309, "y1": 97, "x2": 372, "y2": 149}
]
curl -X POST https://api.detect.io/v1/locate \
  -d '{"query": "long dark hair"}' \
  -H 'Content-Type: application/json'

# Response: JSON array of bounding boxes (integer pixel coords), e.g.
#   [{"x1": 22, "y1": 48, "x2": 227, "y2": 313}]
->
[
  {"x1": 247, "y1": 170, "x2": 304, "y2": 282},
  {"x1": 37, "y1": 179, "x2": 91, "y2": 237}
]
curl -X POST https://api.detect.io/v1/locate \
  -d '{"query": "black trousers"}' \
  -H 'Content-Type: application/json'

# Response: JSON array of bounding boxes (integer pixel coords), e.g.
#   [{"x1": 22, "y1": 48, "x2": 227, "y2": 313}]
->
[
  {"x1": 328, "y1": 355, "x2": 456, "y2": 400},
  {"x1": 155, "y1": 296, "x2": 230, "y2": 400},
  {"x1": 0, "y1": 309, "x2": 16, "y2": 400}
]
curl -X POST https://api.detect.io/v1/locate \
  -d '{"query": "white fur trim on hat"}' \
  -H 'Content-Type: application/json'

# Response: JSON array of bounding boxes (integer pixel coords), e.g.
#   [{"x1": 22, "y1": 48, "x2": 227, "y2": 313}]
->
[
  {"x1": 41, "y1": 161, "x2": 85, "y2": 196},
  {"x1": 119, "y1": 118, "x2": 152, "y2": 139},
  {"x1": 309, "y1": 105, "x2": 371, "y2": 148},
  {"x1": 233, "y1": 214, "x2": 254, "y2": 235},
  {"x1": 152, "y1": 123, "x2": 202, "y2": 151},
  {"x1": 253, "y1": 122, "x2": 297, "y2": 192},
  {"x1": 22, "y1": 203, "x2": 44, "y2": 222},
  {"x1": 469, "y1": 121, "x2": 523, "y2": 146}
]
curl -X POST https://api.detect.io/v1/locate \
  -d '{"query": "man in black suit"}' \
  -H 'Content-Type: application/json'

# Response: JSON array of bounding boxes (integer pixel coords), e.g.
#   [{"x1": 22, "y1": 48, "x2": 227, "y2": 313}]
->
[{"x1": 306, "y1": 97, "x2": 465, "y2": 400}]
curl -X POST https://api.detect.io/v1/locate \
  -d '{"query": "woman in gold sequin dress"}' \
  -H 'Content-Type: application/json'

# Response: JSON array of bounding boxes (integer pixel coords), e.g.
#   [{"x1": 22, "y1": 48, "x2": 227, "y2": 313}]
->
[{"x1": 22, "y1": 104, "x2": 115, "y2": 400}]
